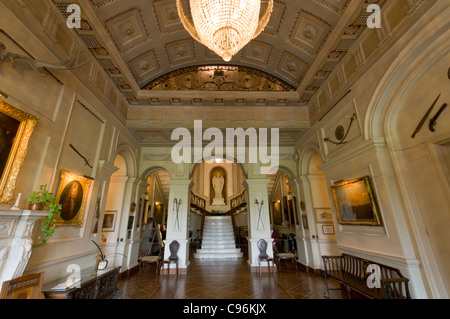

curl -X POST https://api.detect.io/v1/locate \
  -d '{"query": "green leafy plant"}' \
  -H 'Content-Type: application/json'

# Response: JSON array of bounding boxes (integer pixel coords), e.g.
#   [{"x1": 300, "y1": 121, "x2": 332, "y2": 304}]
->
[{"x1": 28, "y1": 185, "x2": 62, "y2": 246}]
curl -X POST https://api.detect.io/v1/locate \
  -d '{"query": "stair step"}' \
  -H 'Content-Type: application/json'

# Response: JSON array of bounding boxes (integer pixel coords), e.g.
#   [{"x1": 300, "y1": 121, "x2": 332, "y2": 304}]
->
[
  {"x1": 194, "y1": 252, "x2": 243, "y2": 259},
  {"x1": 202, "y1": 243, "x2": 236, "y2": 249},
  {"x1": 196, "y1": 248, "x2": 242, "y2": 253},
  {"x1": 197, "y1": 216, "x2": 242, "y2": 259}
]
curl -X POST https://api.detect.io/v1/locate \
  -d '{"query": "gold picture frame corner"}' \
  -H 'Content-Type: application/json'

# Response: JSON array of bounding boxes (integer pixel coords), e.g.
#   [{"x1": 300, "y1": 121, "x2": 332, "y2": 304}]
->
[{"x1": 0, "y1": 100, "x2": 39, "y2": 204}]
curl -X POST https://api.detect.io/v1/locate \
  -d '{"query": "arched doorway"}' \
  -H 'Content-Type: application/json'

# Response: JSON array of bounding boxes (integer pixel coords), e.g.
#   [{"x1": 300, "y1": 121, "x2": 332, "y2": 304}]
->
[
  {"x1": 305, "y1": 153, "x2": 338, "y2": 260},
  {"x1": 362, "y1": 9, "x2": 449, "y2": 297},
  {"x1": 190, "y1": 158, "x2": 247, "y2": 259},
  {"x1": 96, "y1": 143, "x2": 140, "y2": 273},
  {"x1": 137, "y1": 168, "x2": 171, "y2": 262},
  {"x1": 267, "y1": 168, "x2": 300, "y2": 257},
  {"x1": 295, "y1": 145, "x2": 338, "y2": 271}
]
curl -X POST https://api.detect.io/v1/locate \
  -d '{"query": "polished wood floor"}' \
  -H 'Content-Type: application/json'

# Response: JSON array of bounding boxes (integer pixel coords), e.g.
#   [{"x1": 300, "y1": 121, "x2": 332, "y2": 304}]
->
[{"x1": 118, "y1": 246, "x2": 347, "y2": 299}]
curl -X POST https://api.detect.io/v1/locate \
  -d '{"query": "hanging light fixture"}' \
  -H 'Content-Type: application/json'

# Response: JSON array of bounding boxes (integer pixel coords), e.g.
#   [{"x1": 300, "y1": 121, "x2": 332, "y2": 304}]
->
[{"x1": 177, "y1": 0, "x2": 274, "y2": 62}]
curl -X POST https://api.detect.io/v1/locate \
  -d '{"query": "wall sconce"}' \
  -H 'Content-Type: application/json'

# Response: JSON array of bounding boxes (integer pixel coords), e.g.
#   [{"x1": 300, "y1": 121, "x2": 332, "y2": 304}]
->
[{"x1": 254, "y1": 199, "x2": 264, "y2": 230}]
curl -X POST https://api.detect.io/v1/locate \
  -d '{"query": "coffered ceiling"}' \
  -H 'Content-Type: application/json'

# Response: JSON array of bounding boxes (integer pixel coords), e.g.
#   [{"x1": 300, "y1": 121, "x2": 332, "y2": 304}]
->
[{"x1": 49, "y1": 0, "x2": 385, "y2": 146}]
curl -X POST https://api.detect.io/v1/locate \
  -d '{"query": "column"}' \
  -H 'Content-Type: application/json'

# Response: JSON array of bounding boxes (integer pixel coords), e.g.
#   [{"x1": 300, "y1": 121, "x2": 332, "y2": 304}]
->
[
  {"x1": 245, "y1": 178, "x2": 274, "y2": 273},
  {"x1": 287, "y1": 177, "x2": 303, "y2": 264},
  {"x1": 162, "y1": 179, "x2": 191, "y2": 274}
]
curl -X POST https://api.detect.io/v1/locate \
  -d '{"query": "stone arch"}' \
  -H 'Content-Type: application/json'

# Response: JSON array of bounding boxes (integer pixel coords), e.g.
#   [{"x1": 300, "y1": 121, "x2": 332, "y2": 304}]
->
[
  {"x1": 189, "y1": 155, "x2": 248, "y2": 179},
  {"x1": 140, "y1": 166, "x2": 173, "y2": 181},
  {"x1": 277, "y1": 165, "x2": 296, "y2": 180},
  {"x1": 113, "y1": 144, "x2": 138, "y2": 179},
  {"x1": 364, "y1": 11, "x2": 449, "y2": 143},
  {"x1": 298, "y1": 143, "x2": 325, "y2": 177},
  {"x1": 362, "y1": 8, "x2": 450, "y2": 298}
]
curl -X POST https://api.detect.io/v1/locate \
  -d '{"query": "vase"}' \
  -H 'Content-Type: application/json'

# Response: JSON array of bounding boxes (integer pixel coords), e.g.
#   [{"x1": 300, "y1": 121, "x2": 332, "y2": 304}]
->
[
  {"x1": 97, "y1": 259, "x2": 108, "y2": 271},
  {"x1": 28, "y1": 203, "x2": 44, "y2": 211},
  {"x1": 10, "y1": 193, "x2": 23, "y2": 210}
]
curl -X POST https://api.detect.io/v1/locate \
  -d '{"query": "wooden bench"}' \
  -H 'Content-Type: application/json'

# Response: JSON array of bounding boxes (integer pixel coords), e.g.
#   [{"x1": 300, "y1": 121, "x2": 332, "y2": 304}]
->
[{"x1": 322, "y1": 254, "x2": 411, "y2": 299}]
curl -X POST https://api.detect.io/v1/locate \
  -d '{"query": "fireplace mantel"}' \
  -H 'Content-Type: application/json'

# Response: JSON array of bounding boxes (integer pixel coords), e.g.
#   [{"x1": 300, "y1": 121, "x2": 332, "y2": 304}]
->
[{"x1": 0, "y1": 210, "x2": 48, "y2": 287}]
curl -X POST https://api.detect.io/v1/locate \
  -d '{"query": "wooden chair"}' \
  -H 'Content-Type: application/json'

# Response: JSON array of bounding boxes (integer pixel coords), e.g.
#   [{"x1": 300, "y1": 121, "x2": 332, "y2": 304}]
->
[
  {"x1": 162, "y1": 240, "x2": 180, "y2": 276},
  {"x1": 273, "y1": 242, "x2": 297, "y2": 272},
  {"x1": 194, "y1": 230, "x2": 202, "y2": 249},
  {"x1": 257, "y1": 239, "x2": 274, "y2": 275},
  {"x1": 0, "y1": 273, "x2": 45, "y2": 299},
  {"x1": 139, "y1": 247, "x2": 164, "y2": 274}
]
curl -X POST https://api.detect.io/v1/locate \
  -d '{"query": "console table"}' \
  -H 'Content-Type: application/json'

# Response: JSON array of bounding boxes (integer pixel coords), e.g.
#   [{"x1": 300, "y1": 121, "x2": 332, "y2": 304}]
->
[{"x1": 42, "y1": 266, "x2": 121, "y2": 299}]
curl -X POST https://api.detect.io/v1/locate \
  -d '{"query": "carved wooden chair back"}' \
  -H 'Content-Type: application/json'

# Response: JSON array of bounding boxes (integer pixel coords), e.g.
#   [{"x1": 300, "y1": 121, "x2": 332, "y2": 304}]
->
[
  {"x1": 169, "y1": 240, "x2": 180, "y2": 261},
  {"x1": 0, "y1": 273, "x2": 45, "y2": 299},
  {"x1": 257, "y1": 239, "x2": 269, "y2": 259}
]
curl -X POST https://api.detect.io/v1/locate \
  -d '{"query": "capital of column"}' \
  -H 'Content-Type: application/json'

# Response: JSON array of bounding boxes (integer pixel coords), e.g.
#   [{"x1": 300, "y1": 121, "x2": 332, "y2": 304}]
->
[
  {"x1": 167, "y1": 179, "x2": 192, "y2": 187},
  {"x1": 98, "y1": 160, "x2": 119, "y2": 179},
  {"x1": 244, "y1": 178, "x2": 270, "y2": 188}
]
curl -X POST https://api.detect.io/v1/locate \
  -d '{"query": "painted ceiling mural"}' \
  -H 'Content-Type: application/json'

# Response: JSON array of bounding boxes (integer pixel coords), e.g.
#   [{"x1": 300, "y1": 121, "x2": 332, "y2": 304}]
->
[{"x1": 51, "y1": 0, "x2": 386, "y2": 107}]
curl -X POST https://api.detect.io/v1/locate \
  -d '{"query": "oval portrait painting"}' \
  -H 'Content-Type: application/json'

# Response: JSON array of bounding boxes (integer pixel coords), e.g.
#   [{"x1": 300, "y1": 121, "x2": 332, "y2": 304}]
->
[{"x1": 59, "y1": 180, "x2": 84, "y2": 221}]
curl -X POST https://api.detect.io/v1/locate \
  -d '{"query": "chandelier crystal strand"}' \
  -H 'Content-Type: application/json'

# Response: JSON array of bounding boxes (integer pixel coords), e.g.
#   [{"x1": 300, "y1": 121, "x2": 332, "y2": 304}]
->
[{"x1": 177, "y1": 0, "x2": 273, "y2": 62}]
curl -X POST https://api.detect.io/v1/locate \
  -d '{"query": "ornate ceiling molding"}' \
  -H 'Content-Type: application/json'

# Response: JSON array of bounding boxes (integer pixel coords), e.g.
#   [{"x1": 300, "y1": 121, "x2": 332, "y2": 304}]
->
[
  {"x1": 143, "y1": 65, "x2": 295, "y2": 92},
  {"x1": 51, "y1": 0, "x2": 382, "y2": 107}
]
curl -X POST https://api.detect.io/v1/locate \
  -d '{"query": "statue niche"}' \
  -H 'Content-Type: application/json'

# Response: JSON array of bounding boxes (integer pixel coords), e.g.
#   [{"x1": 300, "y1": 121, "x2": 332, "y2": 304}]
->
[{"x1": 210, "y1": 167, "x2": 226, "y2": 206}]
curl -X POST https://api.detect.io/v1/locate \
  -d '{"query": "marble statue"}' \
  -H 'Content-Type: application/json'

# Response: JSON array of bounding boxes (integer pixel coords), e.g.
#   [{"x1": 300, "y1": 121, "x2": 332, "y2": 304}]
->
[{"x1": 212, "y1": 174, "x2": 224, "y2": 199}]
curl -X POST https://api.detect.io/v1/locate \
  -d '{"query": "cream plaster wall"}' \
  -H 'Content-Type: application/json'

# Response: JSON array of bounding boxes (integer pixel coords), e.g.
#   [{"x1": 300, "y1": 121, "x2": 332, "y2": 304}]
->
[
  {"x1": 0, "y1": 2, "x2": 141, "y2": 283},
  {"x1": 294, "y1": 0, "x2": 450, "y2": 298}
]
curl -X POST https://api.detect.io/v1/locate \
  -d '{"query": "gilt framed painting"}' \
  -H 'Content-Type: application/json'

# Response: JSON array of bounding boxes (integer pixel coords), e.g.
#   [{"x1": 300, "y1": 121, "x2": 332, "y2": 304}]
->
[
  {"x1": 331, "y1": 176, "x2": 382, "y2": 226},
  {"x1": 0, "y1": 100, "x2": 38, "y2": 204},
  {"x1": 55, "y1": 170, "x2": 92, "y2": 227}
]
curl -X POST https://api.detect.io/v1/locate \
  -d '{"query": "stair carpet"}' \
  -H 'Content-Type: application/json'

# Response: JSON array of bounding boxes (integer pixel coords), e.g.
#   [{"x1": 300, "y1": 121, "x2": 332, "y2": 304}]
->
[{"x1": 194, "y1": 216, "x2": 243, "y2": 259}]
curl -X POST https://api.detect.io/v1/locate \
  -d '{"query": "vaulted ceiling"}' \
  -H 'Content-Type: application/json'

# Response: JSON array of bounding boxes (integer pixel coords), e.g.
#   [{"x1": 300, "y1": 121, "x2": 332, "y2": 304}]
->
[{"x1": 50, "y1": 0, "x2": 384, "y2": 146}]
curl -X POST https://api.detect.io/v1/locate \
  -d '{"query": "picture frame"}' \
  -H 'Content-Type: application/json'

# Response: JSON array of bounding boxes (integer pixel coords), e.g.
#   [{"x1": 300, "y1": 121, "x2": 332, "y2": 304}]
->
[
  {"x1": 54, "y1": 170, "x2": 92, "y2": 227},
  {"x1": 322, "y1": 224, "x2": 335, "y2": 235},
  {"x1": 127, "y1": 216, "x2": 134, "y2": 230},
  {"x1": 271, "y1": 200, "x2": 282, "y2": 226},
  {"x1": 301, "y1": 214, "x2": 309, "y2": 230},
  {"x1": 154, "y1": 202, "x2": 164, "y2": 225},
  {"x1": 315, "y1": 208, "x2": 333, "y2": 224},
  {"x1": 102, "y1": 210, "x2": 117, "y2": 232},
  {"x1": 0, "y1": 100, "x2": 38, "y2": 204},
  {"x1": 331, "y1": 176, "x2": 383, "y2": 226}
]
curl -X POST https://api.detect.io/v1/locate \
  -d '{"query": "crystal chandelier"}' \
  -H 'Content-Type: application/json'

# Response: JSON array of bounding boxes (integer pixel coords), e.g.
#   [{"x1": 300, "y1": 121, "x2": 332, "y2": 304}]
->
[{"x1": 177, "y1": 0, "x2": 274, "y2": 62}]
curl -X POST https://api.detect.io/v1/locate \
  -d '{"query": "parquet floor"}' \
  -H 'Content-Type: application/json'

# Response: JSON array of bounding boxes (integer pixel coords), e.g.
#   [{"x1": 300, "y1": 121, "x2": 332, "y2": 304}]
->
[{"x1": 118, "y1": 246, "x2": 347, "y2": 299}]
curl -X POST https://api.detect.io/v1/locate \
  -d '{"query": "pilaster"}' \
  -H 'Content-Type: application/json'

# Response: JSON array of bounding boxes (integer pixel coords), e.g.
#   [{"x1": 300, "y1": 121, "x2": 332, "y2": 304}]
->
[
  {"x1": 244, "y1": 178, "x2": 273, "y2": 272},
  {"x1": 162, "y1": 179, "x2": 192, "y2": 274}
]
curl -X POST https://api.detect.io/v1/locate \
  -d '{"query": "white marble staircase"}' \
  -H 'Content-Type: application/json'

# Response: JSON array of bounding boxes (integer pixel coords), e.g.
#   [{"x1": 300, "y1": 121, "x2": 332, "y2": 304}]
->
[{"x1": 194, "y1": 216, "x2": 243, "y2": 259}]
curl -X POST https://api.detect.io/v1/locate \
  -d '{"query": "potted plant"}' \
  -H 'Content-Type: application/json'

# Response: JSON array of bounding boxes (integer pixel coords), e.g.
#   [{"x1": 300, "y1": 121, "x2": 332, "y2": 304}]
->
[{"x1": 28, "y1": 185, "x2": 62, "y2": 246}]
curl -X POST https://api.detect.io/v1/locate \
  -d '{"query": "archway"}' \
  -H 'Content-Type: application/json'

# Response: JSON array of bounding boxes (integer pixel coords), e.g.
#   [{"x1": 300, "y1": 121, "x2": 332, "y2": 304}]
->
[
  {"x1": 295, "y1": 144, "x2": 339, "y2": 271},
  {"x1": 190, "y1": 158, "x2": 247, "y2": 260},
  {"x1": 267, "y1": 167, "x2": 299, "y2": 254},
  {"x1": 305, "y1": 154, "x2": 338, "y2": 259},
  {"x1": 137, "y1": 167, "x2": 171, "y2": 262},
  {"x1": 362, "y1": 9, "x2": 449, "y2": 298},
  {"x1": 100, "y1": 154, "x2": 129, "y2": 268}
]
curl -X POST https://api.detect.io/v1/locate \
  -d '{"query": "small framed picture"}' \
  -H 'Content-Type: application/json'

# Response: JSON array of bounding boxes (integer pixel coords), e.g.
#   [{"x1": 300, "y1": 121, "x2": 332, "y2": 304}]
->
[
  {"x1": 102, "y1": 210, "x2": 117, "y2": 232},
  {"x1": 315, "y1": 208, "x2": 333, "y2": 224},
  {"x1": 301, "y1": 215, "x2": 309, "y2": 230},
  {"x1": 127, "y1": 216, "x2": 134, "y2": 230},
  {"x1": 322, "y1": 224, "x2": 335, "y2": 235}
]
